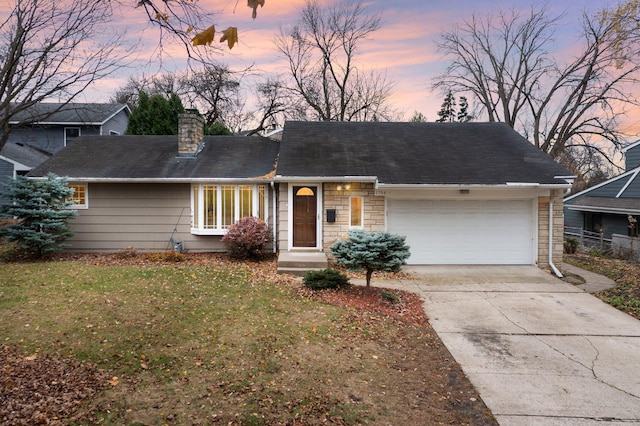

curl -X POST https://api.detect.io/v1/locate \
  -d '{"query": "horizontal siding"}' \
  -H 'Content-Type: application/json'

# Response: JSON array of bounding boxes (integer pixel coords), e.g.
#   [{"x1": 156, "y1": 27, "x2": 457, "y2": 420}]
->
[
  {"x1": 67, "y1": 183, "x2": 223, "y2": 252},
  {"x1": 66, "y1": 182, "x2": 273, "y2": 253}
]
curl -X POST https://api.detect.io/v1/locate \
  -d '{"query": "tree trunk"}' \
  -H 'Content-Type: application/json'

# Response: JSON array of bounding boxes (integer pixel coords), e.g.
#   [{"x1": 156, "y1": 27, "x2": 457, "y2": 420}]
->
[{"x1": 365, "y1": 268, "x2": 373, "y2": 287}]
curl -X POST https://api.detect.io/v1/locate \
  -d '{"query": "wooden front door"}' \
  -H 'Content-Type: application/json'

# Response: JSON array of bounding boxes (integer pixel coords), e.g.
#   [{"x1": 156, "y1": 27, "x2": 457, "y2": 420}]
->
[{"x1": 293, "y1": 186, "x2": 317, "y2": 247}]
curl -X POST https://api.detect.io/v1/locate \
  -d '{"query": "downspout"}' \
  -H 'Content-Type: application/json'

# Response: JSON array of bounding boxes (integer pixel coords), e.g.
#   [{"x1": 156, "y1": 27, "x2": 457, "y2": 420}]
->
[
  {"x1": 271, "y1": 181, "x2": 277, "y2": 254},
  {"x1": 549, "y1": 197, "x2": 563, "y2": 278}
]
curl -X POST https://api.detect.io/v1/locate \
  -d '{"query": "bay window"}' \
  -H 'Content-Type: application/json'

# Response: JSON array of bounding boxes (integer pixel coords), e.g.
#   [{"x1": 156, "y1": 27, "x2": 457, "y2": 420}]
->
[{"x1": 191, "y1": 184, "x2": 268, "y2": 234}]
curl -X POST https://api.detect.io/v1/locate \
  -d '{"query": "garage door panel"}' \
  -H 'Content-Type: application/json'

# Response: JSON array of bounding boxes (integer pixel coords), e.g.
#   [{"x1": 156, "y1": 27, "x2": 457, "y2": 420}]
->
[{"x1": 387, "y1": 200, "x2": 534, "y2": 265}]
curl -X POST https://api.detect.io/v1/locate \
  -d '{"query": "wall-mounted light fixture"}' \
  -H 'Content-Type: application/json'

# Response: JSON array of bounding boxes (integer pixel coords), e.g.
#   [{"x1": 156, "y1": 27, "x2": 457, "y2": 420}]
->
[
  {"x1": 460, "y1": 189, "x2": 470, "y2": 194},
  {"x1": 336, "y1": 183, "x2": 352, "y2": 191}
]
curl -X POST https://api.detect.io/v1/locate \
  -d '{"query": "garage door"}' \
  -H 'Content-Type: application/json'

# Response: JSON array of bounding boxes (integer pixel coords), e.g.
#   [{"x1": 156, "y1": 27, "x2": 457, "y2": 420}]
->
[{"x1": 387, "y1": 199, "x2": 534, "y2": 264}]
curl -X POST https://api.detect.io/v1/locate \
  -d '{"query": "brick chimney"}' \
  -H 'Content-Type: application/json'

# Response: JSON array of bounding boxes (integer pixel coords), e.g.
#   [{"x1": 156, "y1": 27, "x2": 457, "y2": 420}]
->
[{"x1": 178, "y1": 113, "x2": 205, "y2": 156}]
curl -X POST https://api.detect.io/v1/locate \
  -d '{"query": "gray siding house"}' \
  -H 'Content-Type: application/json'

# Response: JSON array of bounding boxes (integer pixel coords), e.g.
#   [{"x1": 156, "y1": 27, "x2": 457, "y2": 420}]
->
[
  {"x1": 564, "y1": 140, "x2": 640, "y2": 239},
  {"x1": 0, "y1": 103, "x2": 130, "y2": 193},
  {"x1": 28, "y1": 117, "x2": 573, "y2": 273}
]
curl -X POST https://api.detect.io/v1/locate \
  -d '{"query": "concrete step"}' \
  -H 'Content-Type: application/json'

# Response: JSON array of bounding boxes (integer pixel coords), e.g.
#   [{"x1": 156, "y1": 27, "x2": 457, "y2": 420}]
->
[
  {"x1": 276, "y1": 266, "x2": 327, "y2": 276},
  {"x1": 277, "y1": 252, "x2": 328, "y2": 275}
]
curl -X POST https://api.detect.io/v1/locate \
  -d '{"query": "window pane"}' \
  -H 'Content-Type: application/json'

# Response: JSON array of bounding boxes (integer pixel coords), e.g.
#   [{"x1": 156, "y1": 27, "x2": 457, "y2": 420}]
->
[
  {"x1": 193, "y1": 185, "x2": 199, "y2": 228},
  {"x1": 239, "y1": 185, "x2": 253, "y2": 219},
  {"x1": 203, "y1": 185, "x2": 217, "y2": 229},
  {"x1": 221, "y1": 185, "x2": 235, "y2": 229},
  {"x1": 67, "y1": 184, "x2": 86, "y2": 205},
  {"x1": 350, "y1": 197, "x2": 363, "y2": 227},
  {"x1": 258, "y1": 185, "x2": 266, "y2": 220}
]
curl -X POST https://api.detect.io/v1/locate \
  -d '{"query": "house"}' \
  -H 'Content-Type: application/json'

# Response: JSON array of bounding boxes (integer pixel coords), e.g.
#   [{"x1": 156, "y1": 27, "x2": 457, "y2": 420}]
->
[
  {"x1": 0, "y1": 103, "x2": 130, "y2": 190},
  {"x1": 27, "y1": 116, "x2": 573, "y2": 273},
  {"x1": 564, "y1": 140, "x2": 640, "y2": 240}
]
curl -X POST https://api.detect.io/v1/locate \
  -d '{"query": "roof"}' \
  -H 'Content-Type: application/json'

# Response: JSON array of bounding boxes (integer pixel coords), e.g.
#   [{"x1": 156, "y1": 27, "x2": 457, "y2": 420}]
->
[
  {"x1": 564, "y1": 166, "x2": 640, "y2": 214},
  {"x1": 276, "y1": 121, "x2": 571, "y2": 186},
  {"x1": 27, "y1": 135, "x2": 279, "y2": 181},
  {"x1": 0, "y1": 142, "x2": 51, "y2": 168},
  {"x1": 9, "y1": 103, "x2": 130, "y2": 125},
  {"x1": 566, "y1": 196, "x2": 640, "y2": 215}
]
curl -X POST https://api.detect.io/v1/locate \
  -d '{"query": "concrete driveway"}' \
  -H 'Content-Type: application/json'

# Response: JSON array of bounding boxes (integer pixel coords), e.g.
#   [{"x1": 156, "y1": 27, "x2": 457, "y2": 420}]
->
[{"x1": 383, "y1": 265, "x2": 640, "y2": 425}]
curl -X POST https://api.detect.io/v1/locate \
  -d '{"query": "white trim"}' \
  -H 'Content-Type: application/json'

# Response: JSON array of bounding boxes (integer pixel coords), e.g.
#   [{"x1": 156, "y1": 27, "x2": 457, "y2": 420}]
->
[
  {"x1": 276, "y1": 175, "x2": 377, "y2": 183},
  {"x1": 616, "y1": 169, "x2": 640, "y2": 198},
  {"x1": 64, "y1": 127, "x2": 81, "y2": 147},
  {"x1": 566, "y1": 205, "x2": 640, "y2": 215},
  {"x1": 67, "y1": 183, "x2": 88, "y2": 209},
  {"x1": 349, "y1": 196, "x2": 364, "y2": 229},
  {"x1": 0, "y1": 155, "x2": 30, "y2": 173},
  {"x1": 621, "y1": 140, "x2": 640, "y2": 153},
  {"x1": 287, "y1": 183, "x2": 323, "y2": 251},
  {"x1": 190, "y1": 183, "x2": 269, "y2": 234},
  {"x1": 564, "y1": 167, "x2": 640, "y2": 202}
]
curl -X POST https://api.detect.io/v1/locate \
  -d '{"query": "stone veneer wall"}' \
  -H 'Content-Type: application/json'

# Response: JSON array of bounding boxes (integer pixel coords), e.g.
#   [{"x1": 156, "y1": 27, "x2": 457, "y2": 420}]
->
[
  {"x1": 537, "y1": 189, "x2": 565, "y2": 268},
  {"x1": 322, "y1": 182, "x2": 385, "y2": 253}
]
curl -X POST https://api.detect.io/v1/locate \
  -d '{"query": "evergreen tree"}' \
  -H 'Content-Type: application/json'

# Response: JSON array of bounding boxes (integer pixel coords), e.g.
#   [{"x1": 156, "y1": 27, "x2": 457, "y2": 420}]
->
[
  {"x1": 126, "y1": 91, "x2": 186, "y2": 135},
  {"x1": 457, "y1": 96, "x2": 471, "y2": 122},
  {"x1": 0, "y1": 174, "x2": 76, "y2": 258},
  {"x1": 436, "y1": 91, "x2": 473, "y2": 123},
  {"x1": 330, "y1": 230, "x2": 411, "y2": 287},
  {"x1": 436, "y1": 91, "x2": 457, "y2": 122}
]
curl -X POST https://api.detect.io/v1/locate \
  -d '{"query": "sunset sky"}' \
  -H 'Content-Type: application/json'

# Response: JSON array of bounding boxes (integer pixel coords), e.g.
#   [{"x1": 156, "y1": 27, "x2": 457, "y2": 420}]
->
[{"x1": 79, "y1": 0, "x2": 637, "y2": 136}]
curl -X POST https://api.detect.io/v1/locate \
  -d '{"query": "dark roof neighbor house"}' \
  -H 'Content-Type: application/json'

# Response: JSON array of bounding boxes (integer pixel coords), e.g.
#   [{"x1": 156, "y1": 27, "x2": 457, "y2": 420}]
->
[
  {"x1": 564, "y1": 140, "x2": 640, "y2": 240},
  {"x1": 28, "y1": 116, "x2": 573, "y2": 274},
  {"x1": 1, "y1": 103, "x2": 130, "y2": 201}
]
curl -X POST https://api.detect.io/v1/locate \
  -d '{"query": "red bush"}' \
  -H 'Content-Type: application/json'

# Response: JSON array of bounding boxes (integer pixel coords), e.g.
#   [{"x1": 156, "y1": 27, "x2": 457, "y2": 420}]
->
[{"x1": 221, "y1": 216, "x2": 270, "y2": 259}]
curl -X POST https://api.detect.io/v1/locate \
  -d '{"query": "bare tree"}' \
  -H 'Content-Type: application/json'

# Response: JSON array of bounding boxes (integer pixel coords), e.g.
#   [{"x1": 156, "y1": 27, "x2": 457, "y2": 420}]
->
[
  {"x1": 245, "y1": 77, "x2": 307, "y2": 135},
  {"x1": 433, "y1": 3, "x2": 640, "y2": 169},
  {"x1": 275, "y1": 0, "x2": 395, "y2": 122},
  {"x1": 179, "y1": 65, "x2": 243, "y2": 129},
  {"x1": 0, "y1": 0, "x2": 129, "y2": 150}
]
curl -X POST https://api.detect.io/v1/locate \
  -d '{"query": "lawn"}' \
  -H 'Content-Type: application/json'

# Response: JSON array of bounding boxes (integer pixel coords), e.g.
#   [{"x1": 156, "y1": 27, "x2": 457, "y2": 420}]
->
[
  {"x1": 0, "y1": 254, "x2": 496, "y2": 425},
  {"x1": 565, "y1": 253, "x2": 640, "y2": 320}
]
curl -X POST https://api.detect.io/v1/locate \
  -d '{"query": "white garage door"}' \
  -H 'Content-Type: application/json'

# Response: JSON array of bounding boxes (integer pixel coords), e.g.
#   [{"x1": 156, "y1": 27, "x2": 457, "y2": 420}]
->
[{"x1": 387, "y1": 199, "x2": 534, "y2": 264}]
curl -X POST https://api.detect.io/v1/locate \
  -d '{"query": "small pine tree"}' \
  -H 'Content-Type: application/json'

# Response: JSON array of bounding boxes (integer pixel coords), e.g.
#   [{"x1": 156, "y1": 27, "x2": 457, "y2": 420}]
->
[
  {"x1": 0, "y1": 174, "x2": 76, "y2": 257},
  {"x1": 330, "y1": 230, "x2": 411, "y2": 287},
  {"x1": 436, "y1": 91, "x2": 457, "y2": 122}
]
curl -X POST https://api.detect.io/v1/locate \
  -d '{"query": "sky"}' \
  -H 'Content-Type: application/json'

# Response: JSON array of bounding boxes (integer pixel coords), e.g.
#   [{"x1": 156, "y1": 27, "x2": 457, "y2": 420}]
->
[{"x1": 78, "y1": 0, "x2": 638, "y2": 137}]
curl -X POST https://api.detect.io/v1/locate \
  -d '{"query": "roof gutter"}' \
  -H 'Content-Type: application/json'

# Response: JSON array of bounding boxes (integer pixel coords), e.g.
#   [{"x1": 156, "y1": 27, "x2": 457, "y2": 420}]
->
[
  {"x1": 274, "y1": 175, "x2": 378, "y2": 183},
  {"x1": 566, "y1": 205, "x2": 640, "y2": 215},
  {"x1": 376, "y1": 182, "x2": 572, "y2": 190},
  {"x1": 28, "y1": 177, "x2": 277, "y2": 184}
]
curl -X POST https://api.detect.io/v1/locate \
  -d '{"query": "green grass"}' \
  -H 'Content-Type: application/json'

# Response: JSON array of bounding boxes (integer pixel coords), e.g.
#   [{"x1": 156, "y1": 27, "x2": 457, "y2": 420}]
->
[
  {"x1": 0, "y1": 258, "x2": 495, "y2": 425},
  {"x1": 0, "y1": 261, "x2": 382, "y2": 424}
]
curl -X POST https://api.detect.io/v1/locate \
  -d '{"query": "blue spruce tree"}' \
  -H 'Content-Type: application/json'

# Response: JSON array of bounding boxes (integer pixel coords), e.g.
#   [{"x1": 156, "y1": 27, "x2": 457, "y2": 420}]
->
[{"x1": 330, "y1": 230, "x2": 410, "y2": 287}]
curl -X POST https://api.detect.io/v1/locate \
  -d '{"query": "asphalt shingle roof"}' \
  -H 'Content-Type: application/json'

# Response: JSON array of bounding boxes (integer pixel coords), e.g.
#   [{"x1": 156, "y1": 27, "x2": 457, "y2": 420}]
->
[
  {"x1": 276, "y1": 121, "x2": 571, "y2": 185},
  {"x1": 9, "y1": 103, "x2": 128, "y2": 125},
  {"x1": 28, "y1": 135, "x2": 279, "y2": 180},
  {"x1": 1, "y1": 143, "x2": 51, "y2": 168}
]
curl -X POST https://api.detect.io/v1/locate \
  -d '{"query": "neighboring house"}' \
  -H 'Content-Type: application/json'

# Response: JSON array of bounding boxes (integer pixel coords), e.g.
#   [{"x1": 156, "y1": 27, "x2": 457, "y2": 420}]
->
[
  {"x1": 7, "y1": 102, "x2": 130, "y2": 154},
  {"x1": 28, "y1": 116, "x2": 573, "y2": 273},
  {"x1": 1, "y1": 103, "x2": 130, "y2": 193},
  {"x1": 0, "y1": 142, "x2": 50, "y2": 204},
  {"x1": 564, "y1": 140, "x2": 640, "y2": 239}
]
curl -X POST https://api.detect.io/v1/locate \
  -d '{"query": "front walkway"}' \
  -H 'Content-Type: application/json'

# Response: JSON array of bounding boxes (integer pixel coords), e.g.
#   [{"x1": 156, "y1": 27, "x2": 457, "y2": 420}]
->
[{"x1": 356, "y1": 266, "x2": 640, "y2": 425}]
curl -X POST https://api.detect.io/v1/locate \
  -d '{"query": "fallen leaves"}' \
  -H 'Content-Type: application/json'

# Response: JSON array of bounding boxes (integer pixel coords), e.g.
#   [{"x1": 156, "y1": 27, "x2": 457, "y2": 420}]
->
[{"x1": 0, "y1": 345, "x2": 108, "y2": 425}]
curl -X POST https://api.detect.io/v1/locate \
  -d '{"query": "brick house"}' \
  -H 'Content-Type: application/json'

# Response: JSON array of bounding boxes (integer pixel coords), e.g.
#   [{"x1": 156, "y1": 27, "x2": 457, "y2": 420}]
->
[{"x1": 27, "y1": 115, "x2": 573, "y2": 274}]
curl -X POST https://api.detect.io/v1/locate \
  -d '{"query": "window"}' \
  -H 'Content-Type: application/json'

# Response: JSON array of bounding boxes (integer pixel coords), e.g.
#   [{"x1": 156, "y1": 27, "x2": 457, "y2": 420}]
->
[
  {"x1": 64, "y1": 127, "x2": 81, "y2": 146},
  {"x1": 67, "y1": 184, "x2": 88, "y2": 208},
  {"x1": 191, "y1": 184, "x2": 268, "y2": 234},
  {"x1": 584, "y1": 212, "x2": 602, "y2": 233},
  {"x1": 350, "y1": 197, "x2": 363, "y2": 228}
]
